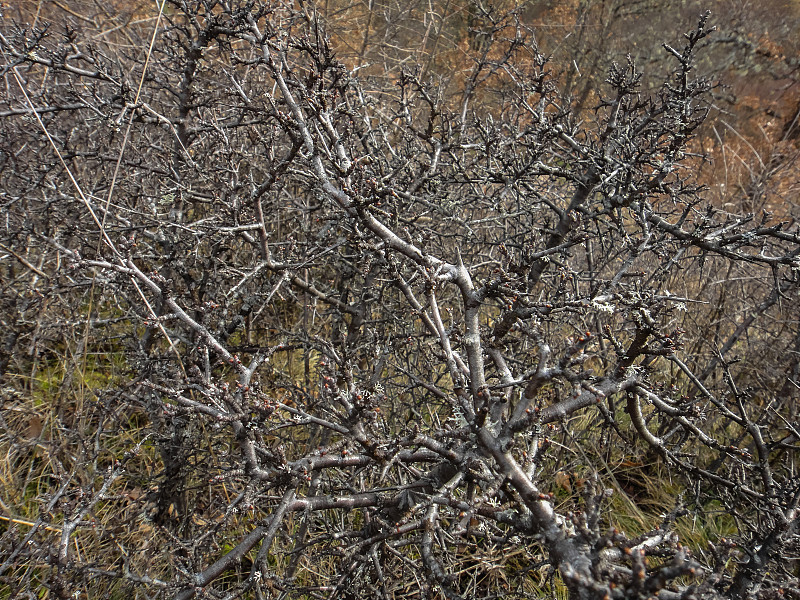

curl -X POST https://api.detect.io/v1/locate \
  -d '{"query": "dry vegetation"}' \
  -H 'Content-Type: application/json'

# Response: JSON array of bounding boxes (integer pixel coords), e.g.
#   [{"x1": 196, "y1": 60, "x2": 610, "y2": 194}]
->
[{"x1": 1, "y1": 1, "x2": 799, "y2": 599}]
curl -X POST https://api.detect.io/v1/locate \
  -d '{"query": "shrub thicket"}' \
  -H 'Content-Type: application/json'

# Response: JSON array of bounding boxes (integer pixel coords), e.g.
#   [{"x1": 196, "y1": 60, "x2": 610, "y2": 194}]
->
[{"x1": 1, "y1": 2, "x2": 799, "y2": 599}]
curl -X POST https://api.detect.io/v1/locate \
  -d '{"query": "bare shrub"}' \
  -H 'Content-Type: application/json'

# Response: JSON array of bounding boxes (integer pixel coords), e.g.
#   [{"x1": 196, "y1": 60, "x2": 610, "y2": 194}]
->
[{"x1": 1, "y1": 2, "x2": 799, "y2": 599}]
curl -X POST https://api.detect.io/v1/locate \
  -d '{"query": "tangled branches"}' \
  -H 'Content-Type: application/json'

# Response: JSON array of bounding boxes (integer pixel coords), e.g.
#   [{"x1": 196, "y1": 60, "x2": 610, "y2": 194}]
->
[{"x1": 1, "y1": 2, "x2": 799, "y2": 598}]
